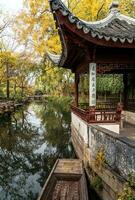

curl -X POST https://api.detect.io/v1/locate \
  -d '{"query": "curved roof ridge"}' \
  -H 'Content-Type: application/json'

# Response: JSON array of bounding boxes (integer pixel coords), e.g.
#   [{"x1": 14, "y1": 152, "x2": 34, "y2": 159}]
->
[
  {"x1": 50, "y1": 0, "x2": 135, "y2": 44},
  {"x1": 79, "y1": 12, "x2": 118, "y2": 28},
  {"x1": 50, "y1": 0, "x2": 135, "y2": 27},
  {"x1": 47, "y1": 51, "x2": 61, "y2": 65},
  {"x1": 118, "y1": 14, "x2": 135, "y2": 25}
]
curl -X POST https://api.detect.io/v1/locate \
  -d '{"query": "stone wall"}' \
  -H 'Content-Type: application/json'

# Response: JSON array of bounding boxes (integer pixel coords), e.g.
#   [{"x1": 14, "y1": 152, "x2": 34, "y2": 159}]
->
[
  {"x1": 99, "y1": 124, "x2": 120, "y2": 134},
  {"x1": 124, "y1": 110, "x2": 135, "y2": 125},
  {"x1": 71, "y1": 113, "x2": 88, "y2": 144},
  {"x1": 89, "y1": 125, "x2": 135, "y2": 180},
  {"x1": 71, "y1": 112, "x2": 135, "y2": 200}
]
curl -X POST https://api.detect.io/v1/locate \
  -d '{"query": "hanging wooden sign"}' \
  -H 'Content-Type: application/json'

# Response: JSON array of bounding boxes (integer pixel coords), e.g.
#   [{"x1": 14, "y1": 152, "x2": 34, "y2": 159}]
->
[{"x1": 89, "y1": 63, "x2": 96, "y2": 106}]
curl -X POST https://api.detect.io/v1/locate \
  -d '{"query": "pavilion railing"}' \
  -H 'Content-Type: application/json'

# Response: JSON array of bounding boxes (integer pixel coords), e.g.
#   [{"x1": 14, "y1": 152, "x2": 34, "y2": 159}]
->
[
  {"x1": 79, "y1": 101, "x2": 117, "y2": 111},
  {"x1": 71, "y1": 105, "x2": 121, "y2": 123}
]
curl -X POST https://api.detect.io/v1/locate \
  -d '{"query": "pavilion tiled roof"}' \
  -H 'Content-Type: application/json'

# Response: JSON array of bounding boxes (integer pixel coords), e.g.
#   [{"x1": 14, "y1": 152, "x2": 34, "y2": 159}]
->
[
  {"x1": 50, "y1": 0, "x2": 135, "y2": 44},
  {"x1": 48, "y1": 0, "x2": 135, "y2": 72}
]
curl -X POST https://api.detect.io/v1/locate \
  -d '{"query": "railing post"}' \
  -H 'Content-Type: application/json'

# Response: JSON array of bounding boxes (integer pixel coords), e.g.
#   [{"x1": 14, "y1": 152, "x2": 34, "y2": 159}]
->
[{"x1": 116, "y1": 103, "x2": 123, "y2": 122}]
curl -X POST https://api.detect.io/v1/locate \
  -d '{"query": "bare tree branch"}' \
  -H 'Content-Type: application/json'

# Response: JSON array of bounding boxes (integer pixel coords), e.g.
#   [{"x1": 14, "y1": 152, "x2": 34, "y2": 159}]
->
[{"x1": 96, "y1": 3, "x2": 105, "y2": 20}]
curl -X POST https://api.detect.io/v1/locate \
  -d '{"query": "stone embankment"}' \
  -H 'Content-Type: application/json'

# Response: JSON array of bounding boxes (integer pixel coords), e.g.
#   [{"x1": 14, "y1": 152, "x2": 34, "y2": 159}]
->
[
  {"x1": 71, "y1": 113, "x2": 135, "y2": 200},
  {"x1": 0, "y1": 100, "x2": 25, "y2": 116}
]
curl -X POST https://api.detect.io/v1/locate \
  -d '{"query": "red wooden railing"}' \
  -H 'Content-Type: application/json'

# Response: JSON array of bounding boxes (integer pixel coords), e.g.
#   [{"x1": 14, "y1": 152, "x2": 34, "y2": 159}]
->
[
  {"x1": 71, "y1": 105, "x2": 121, "y2": 123},
  {"x1": 79, "y1": 102, "x2": 117, "y2": 111}
]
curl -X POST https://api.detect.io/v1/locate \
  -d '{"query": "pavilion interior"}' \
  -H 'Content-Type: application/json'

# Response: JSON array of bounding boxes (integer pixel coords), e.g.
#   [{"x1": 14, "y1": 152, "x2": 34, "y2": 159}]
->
[{"x1": 77, "y1": 72, "x2": 135, "y2": 141}]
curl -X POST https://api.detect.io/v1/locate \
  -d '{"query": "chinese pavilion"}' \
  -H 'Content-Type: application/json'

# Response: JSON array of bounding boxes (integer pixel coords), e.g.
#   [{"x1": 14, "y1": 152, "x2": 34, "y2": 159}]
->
[
  {"x1": 47, "y1": 2, "x2": 135, "y2": 200},
  {"x1": 48, "y1": 0, "x2": 135, "y2": 125}
]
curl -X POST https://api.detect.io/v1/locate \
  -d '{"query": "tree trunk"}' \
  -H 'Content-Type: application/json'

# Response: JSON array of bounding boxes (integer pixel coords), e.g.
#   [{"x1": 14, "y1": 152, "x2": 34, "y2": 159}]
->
[
  {"x1": 6, "y1": 64, "x2": 10, "y2": 99},
  {"x1": 13, "y1": 82, "x2": 17, "y2": 99},
  {"x1": 21, "y1": 80, "x2": 24, "y2": 97}
]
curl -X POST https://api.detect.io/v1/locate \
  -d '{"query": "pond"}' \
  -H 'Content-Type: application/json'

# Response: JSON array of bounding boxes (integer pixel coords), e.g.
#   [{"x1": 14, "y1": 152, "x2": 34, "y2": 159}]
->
[{"x1": 0, "y1": 97, "x2": 75, "y2": 200}]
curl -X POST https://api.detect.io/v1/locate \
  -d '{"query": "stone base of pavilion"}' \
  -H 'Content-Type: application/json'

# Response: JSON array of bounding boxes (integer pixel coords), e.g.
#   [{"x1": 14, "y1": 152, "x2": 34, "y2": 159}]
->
[
  {"x1": 71, "y1": 104, "x2": 135, "y2": 137},
  {"x1": 98, "y1": 111, "x2": 135, "y2": 140},
  {"x1": 71, "y1": 108, "x2": 135, "y2": 200}
]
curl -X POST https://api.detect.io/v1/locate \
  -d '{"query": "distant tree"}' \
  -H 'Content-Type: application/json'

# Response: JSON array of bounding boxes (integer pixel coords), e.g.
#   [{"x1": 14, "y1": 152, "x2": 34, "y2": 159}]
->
[
  {"x1": 0, "y1": 51, "x2": 16, "y2": 98},
  {"x1": 14, "y1": 0, "x2": 135, "y2": 97}
]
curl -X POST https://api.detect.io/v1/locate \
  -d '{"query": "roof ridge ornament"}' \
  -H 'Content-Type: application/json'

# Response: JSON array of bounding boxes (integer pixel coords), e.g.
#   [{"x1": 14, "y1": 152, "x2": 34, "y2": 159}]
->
[{"x1": 109, "y1": 1, "x2": 119, "y2": 13}]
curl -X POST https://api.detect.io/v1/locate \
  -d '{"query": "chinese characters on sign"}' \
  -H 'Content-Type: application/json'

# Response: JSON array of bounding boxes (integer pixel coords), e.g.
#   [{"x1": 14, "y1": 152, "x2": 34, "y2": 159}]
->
[{"x1": 89, "y1": 63, "x2": 96, "y2": 106}]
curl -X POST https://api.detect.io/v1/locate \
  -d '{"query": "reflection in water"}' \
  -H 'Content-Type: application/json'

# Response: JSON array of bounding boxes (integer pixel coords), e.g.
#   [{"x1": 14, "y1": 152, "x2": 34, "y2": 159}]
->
[{"x1": 0, "y1": 98, "x2": 75, "y2": 200}]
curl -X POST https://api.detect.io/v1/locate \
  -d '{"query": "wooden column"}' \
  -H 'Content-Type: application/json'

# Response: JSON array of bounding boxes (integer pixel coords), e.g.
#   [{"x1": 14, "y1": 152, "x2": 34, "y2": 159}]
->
[
  {"x1": 123, "y1": 73, "x2": 128, "y2": 110},
  {"x1": 75, "y1": 73, "x2": 79, "y2": 107},
  {"x1": 89, "y1": 63, "x2": 97, "y2": 107}
]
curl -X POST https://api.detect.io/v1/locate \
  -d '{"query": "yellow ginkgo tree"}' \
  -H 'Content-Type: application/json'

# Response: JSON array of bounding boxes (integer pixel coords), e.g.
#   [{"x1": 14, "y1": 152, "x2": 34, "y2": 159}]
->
[
  {"x1": 14, "y1": 0, "x2": 135, "y2": 96},
  {"x1": 15, "y1": 0, "x2": 135, "y2": 57}
]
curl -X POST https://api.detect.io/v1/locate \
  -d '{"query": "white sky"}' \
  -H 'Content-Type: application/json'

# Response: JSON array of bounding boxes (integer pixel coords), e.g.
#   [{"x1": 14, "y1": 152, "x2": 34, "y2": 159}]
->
[{"x1": 0, "y1": 0, "x2": 23, "y2": 14}]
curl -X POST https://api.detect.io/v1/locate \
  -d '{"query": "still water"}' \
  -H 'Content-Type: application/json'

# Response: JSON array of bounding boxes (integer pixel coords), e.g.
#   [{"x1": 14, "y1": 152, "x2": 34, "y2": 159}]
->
[{"x1": 0, "y1": 98, "x2": 75, "y2": 200}]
